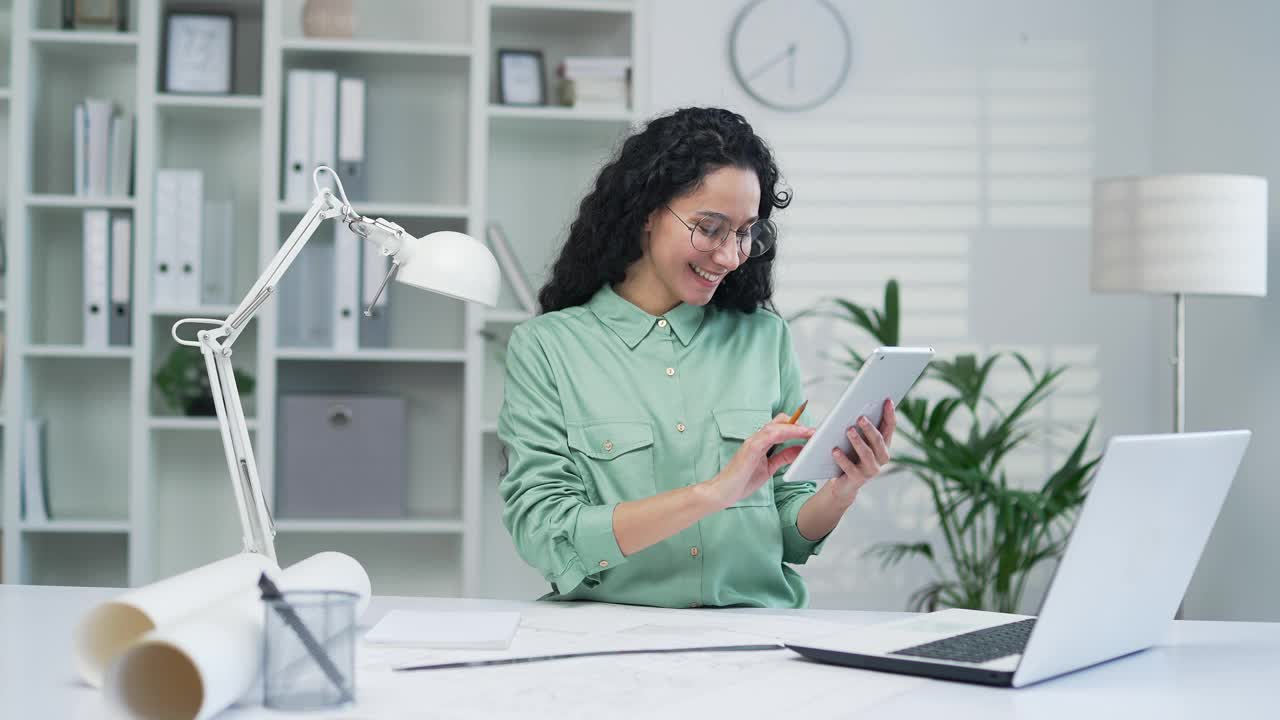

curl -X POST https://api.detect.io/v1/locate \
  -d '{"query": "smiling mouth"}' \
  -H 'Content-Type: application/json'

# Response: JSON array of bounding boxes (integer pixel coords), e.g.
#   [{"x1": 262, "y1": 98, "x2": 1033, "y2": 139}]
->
[{"x1": 689, "y1": 264, "x2": 724, "y2": 283}]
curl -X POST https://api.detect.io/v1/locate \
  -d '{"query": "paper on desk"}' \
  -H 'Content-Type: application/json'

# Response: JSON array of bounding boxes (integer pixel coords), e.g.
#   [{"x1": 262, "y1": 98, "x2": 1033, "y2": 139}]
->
[
  {"x1": 364, "y1": 610, "x2": 521, "y2": 649},
  {"x1": 357, "y1": 601, "x2": 864, "y2": 673},
  {"x1": 74, "y1": 552, "x2": 279, "y2": 688},
  {"x1": 349, "y1": 603, "x2": 924, "y2": 720},
  {"x1": 106, "y1": 551, "x2": 371, "y2": 720}
]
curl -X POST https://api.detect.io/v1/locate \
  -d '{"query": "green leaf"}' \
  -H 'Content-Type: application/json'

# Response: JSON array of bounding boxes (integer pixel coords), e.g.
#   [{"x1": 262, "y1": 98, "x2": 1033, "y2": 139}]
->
[
  {"x1": 865, "y1": 542, "x2": 935, "y2": 570},
  {"x1": 883, "y1": 278, "x2": 900, "y2": 346}
]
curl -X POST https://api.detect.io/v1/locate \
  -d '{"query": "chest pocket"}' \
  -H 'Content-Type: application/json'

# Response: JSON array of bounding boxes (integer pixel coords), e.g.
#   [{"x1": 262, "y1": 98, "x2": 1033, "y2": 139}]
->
[
  {"x1": 566, "y1": 420, "x2": 656, "y2": 503},
  {"x1": 713, "y1": 409, "x2": 775, "y2": 508}
]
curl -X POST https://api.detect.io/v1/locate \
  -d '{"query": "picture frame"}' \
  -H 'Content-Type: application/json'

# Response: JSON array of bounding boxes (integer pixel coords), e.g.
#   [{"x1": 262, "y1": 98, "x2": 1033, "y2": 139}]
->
[
  {"x1": 162, "y1": 10, "x2": 236, "y2": 95},
  {"x1": 498, "y1": 49, "x2": 546, "y2": 106},
  {"x1": 72, "y1": 0, "x2": 120, "y2": 28}
]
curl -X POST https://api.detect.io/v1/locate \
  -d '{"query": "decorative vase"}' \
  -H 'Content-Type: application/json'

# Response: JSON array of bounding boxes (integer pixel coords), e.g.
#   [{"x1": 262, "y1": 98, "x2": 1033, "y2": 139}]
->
[{"x1": 302, "y1": 0, "x2": 356, "y2": 39}]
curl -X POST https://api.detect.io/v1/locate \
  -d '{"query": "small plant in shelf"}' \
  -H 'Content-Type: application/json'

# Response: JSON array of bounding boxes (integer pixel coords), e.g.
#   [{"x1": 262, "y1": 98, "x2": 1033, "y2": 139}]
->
[{"x1": 154, "y1": 346, "x2": 255, "y2": 416}]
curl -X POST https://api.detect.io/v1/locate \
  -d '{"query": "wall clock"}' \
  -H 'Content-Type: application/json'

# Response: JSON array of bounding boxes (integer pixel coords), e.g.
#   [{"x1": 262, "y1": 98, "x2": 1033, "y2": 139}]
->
[{"x1": 729, "y1": 0, "x2": 853, "y2": 112}]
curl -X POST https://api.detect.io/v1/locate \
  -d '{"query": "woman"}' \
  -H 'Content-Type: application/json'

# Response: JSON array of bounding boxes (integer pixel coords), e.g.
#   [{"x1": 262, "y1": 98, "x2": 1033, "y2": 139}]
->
[{"x1": 497, "y1": 107, "x2": 895, "y2": 609}]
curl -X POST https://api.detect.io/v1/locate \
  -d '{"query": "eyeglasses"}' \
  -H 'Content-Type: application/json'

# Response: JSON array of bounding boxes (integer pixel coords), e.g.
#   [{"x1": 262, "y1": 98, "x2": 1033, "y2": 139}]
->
[{"x1": 664, "y1": 205, "x2": 776, "y2": 259}]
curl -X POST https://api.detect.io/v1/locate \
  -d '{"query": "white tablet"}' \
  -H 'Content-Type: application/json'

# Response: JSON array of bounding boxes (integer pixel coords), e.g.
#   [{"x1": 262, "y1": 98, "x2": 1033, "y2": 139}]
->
[{"x1": 782, "y1": 346, "x2": 935, "y2": 483}]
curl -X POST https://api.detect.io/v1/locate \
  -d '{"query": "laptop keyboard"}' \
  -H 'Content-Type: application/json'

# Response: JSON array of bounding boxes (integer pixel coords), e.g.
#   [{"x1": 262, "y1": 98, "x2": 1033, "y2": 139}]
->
[{"x1": 890, "y1": 618, "x2": 1037, "y2": 664}]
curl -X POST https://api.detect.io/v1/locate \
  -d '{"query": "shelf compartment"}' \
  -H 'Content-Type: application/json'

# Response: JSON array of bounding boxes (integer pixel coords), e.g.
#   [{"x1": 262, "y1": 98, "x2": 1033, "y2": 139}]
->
[
  {"x1": 148, "y1": 426, "x2": 256, "y2": 580},
  {"x1": 155, "y1": 102, "x2": 262, "y2": 305},
  {"x1": 26, "y1": 356, "x2": 132, "y2": 521},
  {"x1": 279, "y1": 53, "x2": 470, "y2": 207},
  {"x1": 150, "y1": 315, "x2": 258, "y2": 419},
  {"x1": 21, "y1": 532, "x2": 129, "y2": 587},
  {"x1": 486, "y1": 120, "x2": 631, "y2": 313},
  {"x1": 489, "y1": 4, "x2": 634, "y2": 106},
  {"x1": 34, "y1": 0, "x2": 141, "y2": 33},
  {"x1": 280, "y1": 0, "x2": 471, "y2": 47},
  {"x1": 276, "y1": 360, "x2": 465, "y2": 522},
  {"x1": 30, "y1": 39, "x2": 137, "y2": 196}
]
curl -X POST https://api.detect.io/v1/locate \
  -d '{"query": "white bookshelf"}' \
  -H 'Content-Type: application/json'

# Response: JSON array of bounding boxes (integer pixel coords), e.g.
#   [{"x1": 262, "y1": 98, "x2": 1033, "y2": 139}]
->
[{"x1": 2, "y1": 0, "x2": 646, "y2": 600}]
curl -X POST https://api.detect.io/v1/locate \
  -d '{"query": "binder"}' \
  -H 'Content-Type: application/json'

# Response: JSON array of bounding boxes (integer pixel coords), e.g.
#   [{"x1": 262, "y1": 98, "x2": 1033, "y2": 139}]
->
[
  {"x1": 108, "y1": 112, "x2": 134, "y2": 197},
  {"x1": 311, "y1": 71, "x2": 339, "y2": 183},
  {"x1": 334, "y1": 223, "x2": 361, "y2": 353},
  {"x1": 485, "y1": 222, "x2": 538, "y2": 313},
  {"x1": 202, "y1": 199, "x2": 235, "y2": 305},
  {"x1": 85, "y1": 98, "x2": 113, "y2": 196},
  {"x1": 279, "y1": 233, "x2": 335, "y2": 348},
  {"x1": 82, "y1": 209, "x2": 110, "y2": 348},
  {"x1": 175, "y1": 170, "x2": 204, "y2": 307},
  {"x1": 153, "y1": 170, "x2": 180, "y2": 306},
  {"x1": 360, "y1": 237, "x2": 391, "y2": 348},
  {"x1": 73, "y1": 102, "x2": 86, "y2": 195},
  {"x1": 284, "y1": 69, "x2": 314, "y2": 203},
  {"x1": 21, "y1": 418, "x2": 50, "y2": 523},
  {"x1": 338, "y1": 77, "x2": 367, "y2": 201},
  {"x1": 108, "y1": 212, "x2": 132, "y2": 347}
]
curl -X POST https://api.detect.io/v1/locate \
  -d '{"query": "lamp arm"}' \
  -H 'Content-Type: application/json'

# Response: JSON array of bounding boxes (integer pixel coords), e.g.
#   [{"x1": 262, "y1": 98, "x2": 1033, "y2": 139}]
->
[{"x1": 169, "y1": 167, "x2": 412, "y2": 560}]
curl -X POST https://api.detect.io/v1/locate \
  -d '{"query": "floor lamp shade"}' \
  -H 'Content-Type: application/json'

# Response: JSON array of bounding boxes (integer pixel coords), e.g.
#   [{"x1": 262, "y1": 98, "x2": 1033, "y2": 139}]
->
[{"x1": 1091, "y1": 174, "x2": 1268, "y2": 297}]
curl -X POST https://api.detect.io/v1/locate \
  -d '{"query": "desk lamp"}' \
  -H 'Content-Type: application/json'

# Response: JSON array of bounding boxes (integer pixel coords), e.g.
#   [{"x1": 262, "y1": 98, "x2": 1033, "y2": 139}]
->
[{"x1": 171, "y1": 167, "x2": 500, "y2": 563}]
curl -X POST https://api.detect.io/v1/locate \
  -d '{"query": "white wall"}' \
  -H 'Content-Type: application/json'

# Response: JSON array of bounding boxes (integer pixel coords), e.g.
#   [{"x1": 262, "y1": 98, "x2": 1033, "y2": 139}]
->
[
  {"x1": 647, "y1": 0, "x2": 1168, "y2": 612},
  {"x1": 1153, "y1": 0, "x2": 1280, "y2": 621}
]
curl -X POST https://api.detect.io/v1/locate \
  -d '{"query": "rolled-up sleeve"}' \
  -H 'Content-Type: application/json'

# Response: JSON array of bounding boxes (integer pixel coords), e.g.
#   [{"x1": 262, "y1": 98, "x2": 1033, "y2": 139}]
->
[
  {"x1": 497, "y1": 324, "x2": 628, "y2": 593},
  {"x1": 771, "y1": 319, "x2": 830, "y2": 564}
]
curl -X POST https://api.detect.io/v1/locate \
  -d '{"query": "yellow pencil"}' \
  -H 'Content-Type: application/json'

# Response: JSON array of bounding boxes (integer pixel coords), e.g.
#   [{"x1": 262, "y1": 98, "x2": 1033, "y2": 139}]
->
[{"x1": 785, "y1": 400, "x2": 808, "y2": 425}]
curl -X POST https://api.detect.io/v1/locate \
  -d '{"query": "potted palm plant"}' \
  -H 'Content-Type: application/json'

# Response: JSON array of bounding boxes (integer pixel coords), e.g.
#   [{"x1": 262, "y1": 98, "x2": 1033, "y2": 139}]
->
[{"x1": 797, "y1": 280, "x2": 1101, "y2": 613}]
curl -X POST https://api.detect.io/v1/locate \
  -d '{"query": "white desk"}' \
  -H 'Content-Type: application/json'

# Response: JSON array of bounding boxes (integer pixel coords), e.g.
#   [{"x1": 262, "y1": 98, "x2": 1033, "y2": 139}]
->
[{"x1": 3, "y1": 585, "x2": 1277, "y2": 718}]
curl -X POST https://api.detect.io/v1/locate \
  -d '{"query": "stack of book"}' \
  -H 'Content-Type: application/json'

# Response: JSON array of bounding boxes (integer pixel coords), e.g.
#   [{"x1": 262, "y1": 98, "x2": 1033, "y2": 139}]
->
[
  {"x1": 556, "y1": 56, "x2": 630, "y2": 111},
  {"x1": 73, "y1": 98, "x2": 133, "y2": 197}
]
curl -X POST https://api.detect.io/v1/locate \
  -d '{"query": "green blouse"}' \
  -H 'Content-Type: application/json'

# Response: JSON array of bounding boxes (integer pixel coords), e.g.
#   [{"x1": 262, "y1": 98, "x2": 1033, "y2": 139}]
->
[{"x1": 497, "y1": 284, "x2": 828, "y2": 609}]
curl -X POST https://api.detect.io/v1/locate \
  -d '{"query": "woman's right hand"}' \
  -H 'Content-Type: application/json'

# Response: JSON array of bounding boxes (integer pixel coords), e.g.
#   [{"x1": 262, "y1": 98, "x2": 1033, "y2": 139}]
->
[{"x1": 704, "y1": 413, "x2": 815, "y2": 511}]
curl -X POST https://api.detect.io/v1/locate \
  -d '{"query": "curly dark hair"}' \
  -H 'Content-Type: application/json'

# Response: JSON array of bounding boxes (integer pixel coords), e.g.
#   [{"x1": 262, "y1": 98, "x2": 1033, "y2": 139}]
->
[{"x1": 537, "y1": 107, "x2": 792, "y2": 315}]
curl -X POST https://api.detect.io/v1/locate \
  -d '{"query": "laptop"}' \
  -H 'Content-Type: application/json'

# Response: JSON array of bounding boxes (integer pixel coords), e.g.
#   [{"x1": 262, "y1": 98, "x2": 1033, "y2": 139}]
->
[{"x1": 787, "y1": 430, "x2": 1251, "y2": 688}]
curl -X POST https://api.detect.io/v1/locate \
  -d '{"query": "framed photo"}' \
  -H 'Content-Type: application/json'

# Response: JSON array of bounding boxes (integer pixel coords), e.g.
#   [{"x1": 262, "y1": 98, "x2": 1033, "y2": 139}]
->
[
  {"x1": 163, "y1": 10, "x2": 235, "y2": 94},
  {"x1": 498, "y1": 50, "x2": 546, "y2": 106},
  {"x1": 73, "y1": 0, "x2": 120, "y2": 27}
]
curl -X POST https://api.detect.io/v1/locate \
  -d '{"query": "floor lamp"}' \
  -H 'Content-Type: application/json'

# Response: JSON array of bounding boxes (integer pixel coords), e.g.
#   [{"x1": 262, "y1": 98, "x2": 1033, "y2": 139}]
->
[{"x1": 1090, "y1": 174, "x2": 1268, "y2": 435}]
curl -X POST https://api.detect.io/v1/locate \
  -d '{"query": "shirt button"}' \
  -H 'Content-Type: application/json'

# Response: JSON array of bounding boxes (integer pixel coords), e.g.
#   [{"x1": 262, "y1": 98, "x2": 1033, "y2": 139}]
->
[
  {"x1": 676, "y1": 423, "x2": 686, "y2": 433},
  {"x1": 665, "y1": 367, "x2": 675, "y2": 377},
  {"x1": 690, "y1": 547, "x2": 700, "y2": 557},
  {"x1": 598, "y1": 560, "x2": 609, "y2": 568},
  {"x1": 603, "y1": 440, "x2": 614, "y2": 452},
  {"x1": 689, "y1": 602, "x2": 702, "y2": 608},
  {"x1": 657, "y1": 319, "x2": 668, "y2": 328}
]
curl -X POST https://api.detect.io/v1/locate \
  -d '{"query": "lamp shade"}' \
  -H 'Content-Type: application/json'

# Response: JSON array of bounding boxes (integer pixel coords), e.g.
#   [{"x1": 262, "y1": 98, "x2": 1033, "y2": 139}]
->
[
  {"x1": 1090, "y1": 174, "x2": 1268, "y2": 297},
  {"x1": 395, "y1": 230, "x2": 501, "y2": 307}
]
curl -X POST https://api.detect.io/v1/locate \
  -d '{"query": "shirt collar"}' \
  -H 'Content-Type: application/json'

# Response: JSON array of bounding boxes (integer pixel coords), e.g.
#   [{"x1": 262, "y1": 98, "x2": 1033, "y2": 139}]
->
[{"x1": 586, "y1": 284, "x2": 707, "y2": 349}]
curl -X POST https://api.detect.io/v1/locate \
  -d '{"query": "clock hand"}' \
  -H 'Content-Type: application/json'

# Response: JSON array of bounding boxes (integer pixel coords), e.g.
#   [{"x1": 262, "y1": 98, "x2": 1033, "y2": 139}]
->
[
  {"x1": 747, "y1": 42, "x2": 798, "y2": 82},
  {"x1": 788, "y1": 44, "x2": 796, "y2": 90}
]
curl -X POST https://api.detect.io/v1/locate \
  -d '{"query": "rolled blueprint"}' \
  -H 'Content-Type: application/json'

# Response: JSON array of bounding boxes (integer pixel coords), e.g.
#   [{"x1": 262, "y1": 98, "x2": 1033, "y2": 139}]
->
[
  {"x1": 74, "y1": 552, "x2": 279, "y2": 688},
  {"x1": 107, "y1": 552, "x2": 371, "y2": 720}
]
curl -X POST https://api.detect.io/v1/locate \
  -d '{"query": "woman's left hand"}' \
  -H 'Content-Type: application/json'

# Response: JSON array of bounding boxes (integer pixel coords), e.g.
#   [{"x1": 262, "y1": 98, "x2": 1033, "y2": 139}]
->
[{"x1": 828, "y1": 398, "x2": 896, "y2": 504}]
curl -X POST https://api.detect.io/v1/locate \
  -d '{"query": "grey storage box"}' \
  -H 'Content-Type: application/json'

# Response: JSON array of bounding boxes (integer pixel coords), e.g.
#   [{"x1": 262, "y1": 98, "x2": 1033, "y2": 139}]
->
[{"x1": 278, "y1": 394, "x2": 407, "y2": 518}]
